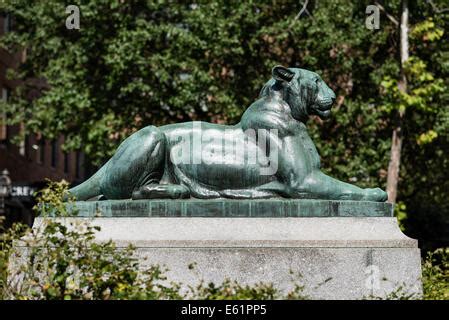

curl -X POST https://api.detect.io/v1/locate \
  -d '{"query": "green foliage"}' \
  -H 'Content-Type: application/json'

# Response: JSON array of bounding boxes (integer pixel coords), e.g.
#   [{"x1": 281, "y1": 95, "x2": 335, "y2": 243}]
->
[
  {"x1": 394, "y1": 201, "x2": 407, "y2": 232},
  {"x1": 0, "y1": 181, "x2": 308, "y2": 300},
  {"x1": 365, "y1": 285, "x2": 421, "y2": 300},
  {"x1": 422, "y1": 247, "x2": 449, "y2": 300},
  {"x1": 1, "y1": 181, "x2": 448, "y2": 300},
  {"x1": 411, "y1": 18, "x2": 444, "y2": 42},
  {"x1": 187, "y1": 280, "x2": 278, "y2": 300},
  {"x1": 3, "y1": 215, "x2": 308, "y2": 299},
  {"x1": 380, "y1": 56, "x2": 444, "y2": 115},
  {"x1": 0, "y1": 0, "x2": 448, "y2": 258},
  {"x1": 33, "y1": 179, "x2": 76, "y2": 217},
  {"x1": 7, "y1": 222, "x2": 184, "y2": 300},
  {"x1": 186, "y1": 280, "x2": 307, "y2": 300},
  {"x1": 0, "y1": 181, "x2": 177, "y2": 299},
  {"x1": 0, "y1": 0, "x2": 402, "y2": 171}
]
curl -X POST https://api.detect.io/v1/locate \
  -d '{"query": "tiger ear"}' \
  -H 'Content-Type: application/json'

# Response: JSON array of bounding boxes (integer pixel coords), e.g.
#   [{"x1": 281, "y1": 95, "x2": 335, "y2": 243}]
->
[{"x1": 272, "y1": 65, "x2": 295, "y2": 83}]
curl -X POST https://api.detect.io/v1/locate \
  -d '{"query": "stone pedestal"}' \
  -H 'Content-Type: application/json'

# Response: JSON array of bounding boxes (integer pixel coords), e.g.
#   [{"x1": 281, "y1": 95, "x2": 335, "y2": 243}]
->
[{"x1": 36, "y1": 199, "x2": 422, "y2": 299}]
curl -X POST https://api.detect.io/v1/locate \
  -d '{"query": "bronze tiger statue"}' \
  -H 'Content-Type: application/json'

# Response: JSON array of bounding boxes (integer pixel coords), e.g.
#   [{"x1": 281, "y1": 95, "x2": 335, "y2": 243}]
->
[{"x1": 68, "y1": 66, "x2": 387, "y2": 202}]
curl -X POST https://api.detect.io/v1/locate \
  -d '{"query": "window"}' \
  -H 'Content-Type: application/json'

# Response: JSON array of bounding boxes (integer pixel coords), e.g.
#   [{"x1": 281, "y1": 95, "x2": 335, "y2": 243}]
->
[
  {"x1": 75, "y1": 151, "x2": 82, "y2": 179},
  {"x1": 23, "y1": 134, "x2": 30, "y2": 158},
  {"x1": 64, "y1": 152, "x2": 69, "y2": 173},
  {"x1": 51, "y1": 140, "x2": 58, "y2": 168},
  {"x1": 18, "y1": 124, "x2": 25, "y2": 156},
  {"x1": 37, "y1": 139, "x2": 45, "y2": 164},
  {"x1": 3, "y1": 13, "x2": 11, "y2": 33},
  {"x1": 0, "y1": 115, "x2": 5, "y2": 141},
  {"x1": 0, "y1": 87, "x2": 9, "y2": 141}
]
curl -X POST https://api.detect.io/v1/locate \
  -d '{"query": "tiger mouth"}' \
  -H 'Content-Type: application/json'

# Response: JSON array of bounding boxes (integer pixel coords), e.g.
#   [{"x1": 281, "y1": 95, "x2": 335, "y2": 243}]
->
[
  {"x1": 315, "y1": 108, "x2": 331, "y2": 118},
  {"x1": 311, "y1": 102, "x2": 333, "y2": 118}
]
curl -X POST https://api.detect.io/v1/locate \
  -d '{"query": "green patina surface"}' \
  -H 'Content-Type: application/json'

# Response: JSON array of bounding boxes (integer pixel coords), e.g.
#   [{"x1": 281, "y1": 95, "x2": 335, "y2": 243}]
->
[
  {"x1": 67, "y1": 67, "x2": 387, "y2": 203},
  {"x1": 66, "y1": 199, "x2": 393, "y2": 218}
]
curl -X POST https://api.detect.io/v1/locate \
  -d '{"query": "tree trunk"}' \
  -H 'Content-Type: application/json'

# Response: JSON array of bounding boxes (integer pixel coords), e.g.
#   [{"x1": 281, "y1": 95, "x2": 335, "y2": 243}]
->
[{"x1": 386, "y1": 0, "x2": 409, "y2": 203}]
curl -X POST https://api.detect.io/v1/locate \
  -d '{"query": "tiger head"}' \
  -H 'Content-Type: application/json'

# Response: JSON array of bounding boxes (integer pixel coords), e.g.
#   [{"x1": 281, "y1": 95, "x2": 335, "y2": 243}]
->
[{"x1": 259, "y1": 66, "x2": 336, "y2": 122}]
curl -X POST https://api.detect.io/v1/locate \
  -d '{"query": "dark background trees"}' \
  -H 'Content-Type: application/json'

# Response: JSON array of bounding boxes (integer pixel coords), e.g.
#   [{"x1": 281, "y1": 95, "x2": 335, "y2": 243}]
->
[{"x1": 0, "y1": 0, "x2": 448, "y2": 252}]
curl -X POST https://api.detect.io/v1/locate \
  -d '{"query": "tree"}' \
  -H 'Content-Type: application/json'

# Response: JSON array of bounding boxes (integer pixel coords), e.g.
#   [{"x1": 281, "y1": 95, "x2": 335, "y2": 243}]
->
[
  {"x1": 386, "y1": 0, "x2": 409, "y2": 203},
  {"x1": 0, "y1": 1, "x2": 395, "y2": 168},
  {"x1": 0, "y1": 0, "x2": 448, "y2": 250}
]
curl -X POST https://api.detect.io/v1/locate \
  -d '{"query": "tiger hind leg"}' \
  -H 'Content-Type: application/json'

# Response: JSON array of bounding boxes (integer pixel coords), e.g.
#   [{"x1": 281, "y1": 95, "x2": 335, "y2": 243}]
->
[{"x1": 132, "y1": 184, "x2": 190, "y2": 200}]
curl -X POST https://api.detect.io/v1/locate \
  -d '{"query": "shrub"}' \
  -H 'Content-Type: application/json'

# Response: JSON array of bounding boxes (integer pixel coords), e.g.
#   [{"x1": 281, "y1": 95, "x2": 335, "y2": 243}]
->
[
  {"x1": 2, "y1": 181, "x2": 447, "y2": 300},
  {"x1": 0, "y1": 181, "x2": 307, "y2": 300},
  {"x1": 422, "y1": 247, "x2": 449, "y2": 300}
]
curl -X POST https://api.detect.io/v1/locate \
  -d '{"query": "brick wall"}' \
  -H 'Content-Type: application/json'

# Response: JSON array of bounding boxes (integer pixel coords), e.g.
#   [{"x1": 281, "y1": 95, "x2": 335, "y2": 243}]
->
[{"x1": 0, "y1": 13, "x2": 88, "y2": 185}]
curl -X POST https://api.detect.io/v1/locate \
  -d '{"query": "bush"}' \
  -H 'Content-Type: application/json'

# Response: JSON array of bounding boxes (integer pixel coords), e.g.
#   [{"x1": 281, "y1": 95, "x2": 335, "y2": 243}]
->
[
  {"x1": 1, "y1": 181, "x2": 447, "y2": 300},
  {"x1": 422, "y1": 247, "x2": 449, "y2": 300},
  {"x1": 0, "y1": 181, "x2": 307, "y2": 300}
]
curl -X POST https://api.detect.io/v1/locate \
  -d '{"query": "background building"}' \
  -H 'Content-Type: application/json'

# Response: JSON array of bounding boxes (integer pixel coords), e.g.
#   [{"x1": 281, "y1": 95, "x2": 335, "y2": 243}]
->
[{"x1": 0, "y1": 13, "x2": 89, "y2": 225}]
